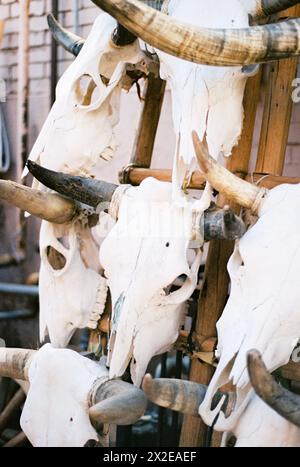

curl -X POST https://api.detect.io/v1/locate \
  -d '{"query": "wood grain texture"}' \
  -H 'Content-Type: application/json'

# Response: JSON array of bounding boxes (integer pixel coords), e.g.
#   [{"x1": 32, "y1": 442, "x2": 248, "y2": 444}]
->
[
  {"x1": 130, "y1": 74, "x2": 166, "y2": 168},
  {"x1": 256, "y1": 5, "x2": 300, "y2": 175}
]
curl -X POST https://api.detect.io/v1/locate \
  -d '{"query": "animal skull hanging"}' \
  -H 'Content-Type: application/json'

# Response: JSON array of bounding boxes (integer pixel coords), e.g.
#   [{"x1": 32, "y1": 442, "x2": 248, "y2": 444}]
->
[
  {"x1": 100, "y1": 177, "x2": 203, "y2": 386},
  {"x1": 192, "y1": 135, "x2": 300, "y2": 432},
  {"x1": 154, "y1": 0, "x2": 258, "y2": 200},
  {"x1": 39, "y1": 220, "x2": 108, "y2": 348},
  {"x1": 0, "y1": 345, "x2": 147, "y2": 447},
  {"x1": 23, "y1": 12, "x2": 148, "y2": 185},
  {"x1": 26, "y1": 162, "x2": 246, "y2": 387}
]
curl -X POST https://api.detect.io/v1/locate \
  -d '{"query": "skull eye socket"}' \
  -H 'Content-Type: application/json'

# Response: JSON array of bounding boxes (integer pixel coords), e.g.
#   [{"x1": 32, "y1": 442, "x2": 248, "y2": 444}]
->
[
  {"x1": 46, "y1": 246, "x2": 67, "y2": 271},
  {"x1": 164, "y1": 274, "x2": 188, "y2": 296},
  {"x1": 73, "y1": 75, "x2": 101, "y2": 107}
]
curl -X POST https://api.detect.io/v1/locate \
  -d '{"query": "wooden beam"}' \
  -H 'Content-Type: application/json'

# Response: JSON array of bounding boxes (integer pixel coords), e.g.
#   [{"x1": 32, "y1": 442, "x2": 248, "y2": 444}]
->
[
  {"x1": 123, "y1": 167, "x2": 300, "y2": 190},
  {"x1": 130, "y1": 74, "x2": 166, "y2": 168},
  {"x1": 255, "y1": 5, "x2": 300, "y2": 175}
]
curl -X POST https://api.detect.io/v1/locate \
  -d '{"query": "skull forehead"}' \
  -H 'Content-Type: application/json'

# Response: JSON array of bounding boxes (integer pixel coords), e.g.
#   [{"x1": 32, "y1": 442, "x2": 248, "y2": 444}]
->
[
  {"x1": 100, "y1": 178, "x2": 195, "y2": 283},
  {"x1": 224, "y1": 395, "x2": 300, "y2": 447},
  {"x1": 21, "y1": 345, "x2": 107, "y2": 447}
]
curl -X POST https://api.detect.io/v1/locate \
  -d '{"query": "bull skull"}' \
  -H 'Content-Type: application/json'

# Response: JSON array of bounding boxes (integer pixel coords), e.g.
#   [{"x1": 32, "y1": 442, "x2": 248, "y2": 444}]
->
[
  {"x1": 23, "y1": 12, "x2": 148, "y2": 187},
  {"x1": 193, "y1": 134, "x2": 300, "y2": 432},
  {"x1": 27, "y1": 163, "x2": 246, "y2": 386},
  {"x1": 92, "y1": 0, "x2": 300, "y2": 203},
  {"x1": 39, "y1": 220, "x2": 108, "y2": 348},
  {"x1": 155, "y1": 0, "x2": 257, "y2": 200},
  {"x1": 0, "y1": 345, "x2": 147, "y2": 447}
]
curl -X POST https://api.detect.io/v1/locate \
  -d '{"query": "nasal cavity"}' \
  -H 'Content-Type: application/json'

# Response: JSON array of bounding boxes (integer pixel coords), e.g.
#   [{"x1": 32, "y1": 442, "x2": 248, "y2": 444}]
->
[
  {"x1": 73, "y1": 74, "x2": 100, "y2": 107},
  {"x1": 46, "y1": 246, "x2": 66, "y2": 270}
]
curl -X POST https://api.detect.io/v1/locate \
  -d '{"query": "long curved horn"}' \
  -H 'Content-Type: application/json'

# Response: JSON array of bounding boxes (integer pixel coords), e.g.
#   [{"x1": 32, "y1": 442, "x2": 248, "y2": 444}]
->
[
  {"x1": 0, "y1": 348, "x2": 36, "y2": 381},
  {"x1": 192, "y1": 132, "x2": 266, "y2": 212},
  {"x1": 91, "y1": 0, "x2": 300, "y2": 66},
  {"x1": 47, "y1": 14, "x2": 85, "y2": 56},
  {"x1": 252, "y1": 1, "x2": 300, "y2": 20},
  {"x1": 27, "y1": 161, "x2": 118, "y2": 208},
  {"x1": 89, "y1": 379, "x2": 147, "y2": 427},
  {"x1": 0, "y1": 179, "x2": 77, "y2": 223},
  {"x1": 203, "y1": 206, "x2": 246, "y2": 241},
  {"x1": 142, "y1": 374, "x2": 236, "y2": 417},
  {"x1": 247, "y1": 350, "x2": 300, "y2": 428}
]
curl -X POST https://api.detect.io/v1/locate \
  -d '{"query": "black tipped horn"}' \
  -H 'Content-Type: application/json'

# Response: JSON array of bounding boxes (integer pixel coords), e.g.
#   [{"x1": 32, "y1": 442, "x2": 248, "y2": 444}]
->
[
  {"x1": 203, "y1": 205, "x2": 246, "y2": 241},
  {"x1": 27, "y1": 161, "x2": 118, "y2": 208},
  {"x1": 89, "y1": 379, "x2": 147, "y2": 427},
  {"x1": 248, "y1": 350, "x2": 300, "y2": 428},
  {"x1": 47, "y1": 14, "x2": 85, "y2": 57}
]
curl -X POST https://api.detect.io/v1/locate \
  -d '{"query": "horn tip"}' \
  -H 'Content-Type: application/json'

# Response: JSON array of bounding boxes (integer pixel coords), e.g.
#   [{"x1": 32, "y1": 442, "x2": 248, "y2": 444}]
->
[
  {"x1": 192, "y1": 131, "x2": 209, "y2": 174},
  {"x1": 142, "y1": 373, "x2": 153, "y2": 394}
]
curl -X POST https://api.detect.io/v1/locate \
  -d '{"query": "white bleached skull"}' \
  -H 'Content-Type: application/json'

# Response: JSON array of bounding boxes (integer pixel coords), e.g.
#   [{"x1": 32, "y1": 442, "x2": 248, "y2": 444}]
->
[
  {"x1": 20, "y1": 344, "x2": 109, "y2": 447},
  {"x1": 39, "y1": 220, "x2": 108, "y2": 348},
  {"x1": 156, "y1": 0, "x2": 258, "y2": 200},
  {"x1": 100, "y1": 177, "x2": 203, "y2": 386},
  {"x1": 199, "y1": 183, "x2": 300, "y2": 431},
  {"x1": 222, "y1": 394, "x2": 300, "y2": 448},
  {"x1": 24, "y1": 13, "x2": 147, "y2": 186}
]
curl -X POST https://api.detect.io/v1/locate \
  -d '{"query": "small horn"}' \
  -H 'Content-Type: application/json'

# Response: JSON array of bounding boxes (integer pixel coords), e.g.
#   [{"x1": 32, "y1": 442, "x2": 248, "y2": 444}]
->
[
  {"x1": 203, "y1": 205, "x2": 246, "y2": 241},
  {"x1": 248, "y1": 350, "x2": 300, "y2": 428},
  {"x1": 192, "y1": 131, "x2": 266, "y2": 212},
  {"x1": 47, "y1": 14, "x2": 85, "y2": 56},
  {"x1": 27, "y1": 161, "x2": 118, "y2": 208},
  {"x1": 142, "y1": 374, "x2": 236, "y2": 417},
  {"x1": 252, "y1": 1, "x2": 300, "y2": 20},
  {"x1": 91, "y1": 0, "x2": 300, "y2": 66},
  {"x1": 0, "y1": 348, "x2": 36, "y2": 381},
  {"x1": 0, "y1": 179, "x2": 77, "y2": 223},
  {"x1": 142, "y1": 374, "x2": 206, "y2": 415},
  {"x1": 89, "y1": 379, "x2": 147, "y2": 427}
]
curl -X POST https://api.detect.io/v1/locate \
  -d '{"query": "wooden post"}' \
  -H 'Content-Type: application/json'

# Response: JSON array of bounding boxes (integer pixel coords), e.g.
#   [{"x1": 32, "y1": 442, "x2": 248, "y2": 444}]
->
[
  {"x1": 130, "y1": 74, "x2": 166, "y2": 168},
  {"x1": 180, "y1": 69, "x2": 263, "y2": 447}
]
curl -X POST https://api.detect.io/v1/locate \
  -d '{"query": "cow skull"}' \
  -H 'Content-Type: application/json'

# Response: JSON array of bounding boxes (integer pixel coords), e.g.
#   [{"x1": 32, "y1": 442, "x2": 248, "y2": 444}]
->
[
  {"x1": 23, "y1": 12, "x2": 148, "y2": 187},
  {"x1": 155, "y1": 0, "x2": 257, "y2": 201},
  {"x1": 26, "y1": 163, "x2": 246, "y2": 386},
  {"x1": 192, "y1": 134, "x2": 300, "y2": 431},
  {"x1": 39, "y1": 220, "x2": 108, "y2": 348},
  {"x1": 93, "y1": 0, "x2": 300, "y2": 203},
  {"x1": 0, "y1": 345, "x2": 147, "y2": 447}
]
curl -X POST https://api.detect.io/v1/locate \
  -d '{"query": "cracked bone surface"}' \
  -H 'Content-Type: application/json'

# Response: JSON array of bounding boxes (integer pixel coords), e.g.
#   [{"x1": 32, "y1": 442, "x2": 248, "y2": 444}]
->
[
  {"x1": 22, "y1": 13, "x2": 148, "y2": 348},
  {"x1": 100, "y1": 177, "x2": 204, "y2": 386},
  {"x1": 23, "y1": 13, "x2": 147, "y2": 185},
  {"x1": 0, "y1": 345, "x2": 147, "y2": 447},
  {"x1": 194, "y1": 139, "x2": 300, "y2": 432}
]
